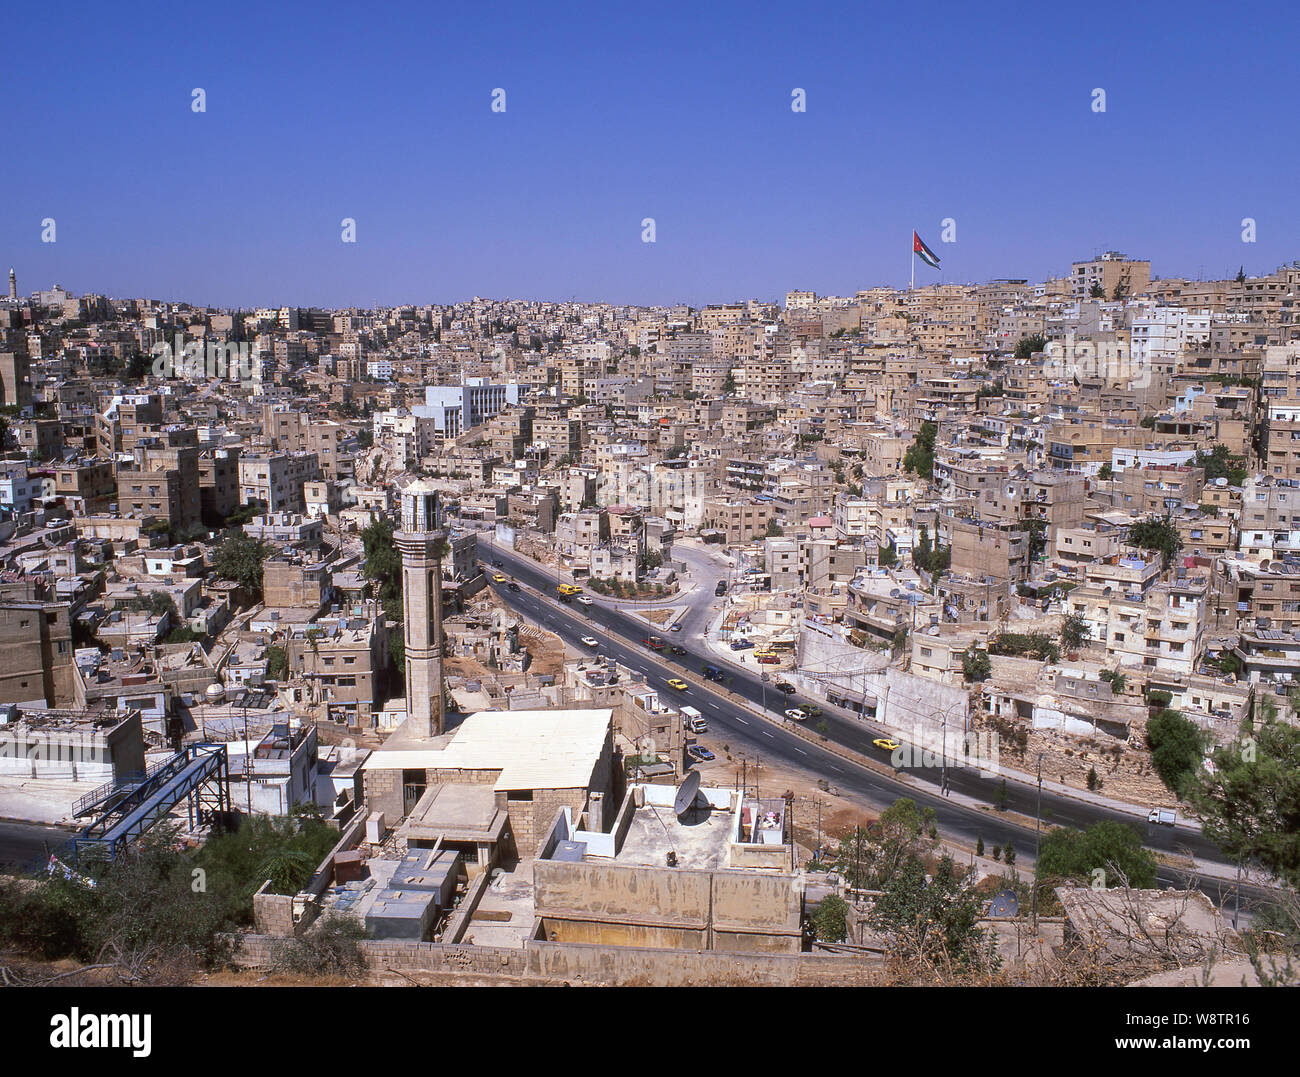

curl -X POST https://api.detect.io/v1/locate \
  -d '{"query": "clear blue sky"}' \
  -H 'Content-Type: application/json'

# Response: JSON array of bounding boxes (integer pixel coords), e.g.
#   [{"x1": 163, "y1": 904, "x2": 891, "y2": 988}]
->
[{"x1": 3, "y1": 1, "x2": 1297, "y2": 309}]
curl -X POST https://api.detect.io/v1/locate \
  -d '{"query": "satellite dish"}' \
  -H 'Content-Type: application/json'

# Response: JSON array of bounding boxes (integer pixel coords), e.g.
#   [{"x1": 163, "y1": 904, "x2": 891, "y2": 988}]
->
[
  {"x1": 988, "y1": 889, "x2": 1019, "y2": 918},
  {"x1": 673, "y1": 769, "x2": 702, "y2": 817}
]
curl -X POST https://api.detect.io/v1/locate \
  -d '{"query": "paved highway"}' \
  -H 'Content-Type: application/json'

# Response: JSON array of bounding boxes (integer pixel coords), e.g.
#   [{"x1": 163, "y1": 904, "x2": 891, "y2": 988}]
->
[{"x1": 478, "y1": 535, "x2": 1276, "y2": 912}]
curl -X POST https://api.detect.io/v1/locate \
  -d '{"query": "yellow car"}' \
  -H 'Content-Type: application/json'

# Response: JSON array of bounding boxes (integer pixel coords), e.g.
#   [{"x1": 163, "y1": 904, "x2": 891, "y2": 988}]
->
[
  {"x1": 492, "y1": 573, "x2": 507, "y2": 583},
  {"x1": 666, "y1": 678, "x2": 689, "y2": 691},
  {"x1": 872, "y1": 738, "x2": 900, "y2": 752},
  {"x1": 557, "y1": 583, "x2": 582, "y2": 596}
]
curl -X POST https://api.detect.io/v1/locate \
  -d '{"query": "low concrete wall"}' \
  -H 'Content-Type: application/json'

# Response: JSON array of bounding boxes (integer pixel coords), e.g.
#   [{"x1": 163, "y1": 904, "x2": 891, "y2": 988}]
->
[{"x1": 228, "y1": 933, "x2": 882, "y2": 986}]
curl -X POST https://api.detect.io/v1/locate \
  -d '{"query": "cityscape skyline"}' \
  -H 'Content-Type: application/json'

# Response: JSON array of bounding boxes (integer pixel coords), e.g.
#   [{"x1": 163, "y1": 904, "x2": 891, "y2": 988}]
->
[{"x1": 4, "y1": 1, "x2": 1299, "y2": 308}]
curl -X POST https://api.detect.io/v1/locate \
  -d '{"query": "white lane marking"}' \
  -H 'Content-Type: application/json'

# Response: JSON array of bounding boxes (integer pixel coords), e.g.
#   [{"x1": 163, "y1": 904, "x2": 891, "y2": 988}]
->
[
  {"x1": 761, "y1": 730, "x2": 774, "y2": 738},
  {"x1": 793, "y1": 747, "x2": 807, "y2": 756},
  {"x1": 734, "y1": 717, "x2": 748, "y2": 725}
]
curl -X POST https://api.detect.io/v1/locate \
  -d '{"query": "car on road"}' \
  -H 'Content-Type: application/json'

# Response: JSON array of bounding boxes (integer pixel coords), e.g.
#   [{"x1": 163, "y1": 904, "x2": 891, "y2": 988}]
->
[
  {"x1": 1148, "y1": 808, "x2": 1177, "y2": 826},
  {"x1": 575, "y1": 595, "x2": 593, "y2": 606},
  {"x1": 492, "y1": 573, "x2": 507, "y2": 583},
  {"x1": 784, "y1": 708, "x2": 806, "y2": 721},
  {"x1": 702, "y1": 665, "x2": 725, "y2": 682},
  {"x1": 491, "y1": 559, "x2": 503, "y2": 568},
  {"x1": 774, "y1": 681, "x2": 795, "y2": 693},
  {"x1": 715, "y1": 581, "x2": 728, "y2": 596},
  {"x1": 688, "y1": 745, "x2": 716, "y2": 762},
  {"x1": 580, "y1": 636, "x2": 599, "y2": 648},
  {"x1": 669, "y1": 645, "x2": 687, "y2": 656},
  {"x1": 507, "y1": 582, "x2": 521, "y2": 592},
  {"x1": 872, "y1": 738, "x2": 900, "y2": 752},
  {"x1": 666, "y1": 678, "x2": 689, "y2": 691},
  {"x1": 797, "y1": 704, "x2": 822, "y2": 719},
  {"x1": 557, "y1": 584, "x2": 582, "y2": 596},
  {"x1": 669, "y1": 623, "x2": 682, "y2": 632}
]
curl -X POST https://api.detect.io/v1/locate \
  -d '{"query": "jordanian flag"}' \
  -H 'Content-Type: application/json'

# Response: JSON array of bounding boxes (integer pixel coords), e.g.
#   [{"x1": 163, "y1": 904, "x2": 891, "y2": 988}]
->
[{"x1": 913, "y1": 230, "x2": 941, "y2": 269}]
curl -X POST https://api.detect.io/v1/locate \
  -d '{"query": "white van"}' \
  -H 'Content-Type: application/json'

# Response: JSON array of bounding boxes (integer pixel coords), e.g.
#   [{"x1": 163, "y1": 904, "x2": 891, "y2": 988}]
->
[{"x1": 680, "y1": 706, "x2": 707, "y2": 734}]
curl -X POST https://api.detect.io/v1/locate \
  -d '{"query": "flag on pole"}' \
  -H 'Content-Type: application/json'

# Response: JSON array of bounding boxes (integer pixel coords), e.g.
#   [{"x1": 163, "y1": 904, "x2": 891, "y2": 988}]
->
[{"x1": 913, "y1": 230, "x2": 941, "y2": 269}]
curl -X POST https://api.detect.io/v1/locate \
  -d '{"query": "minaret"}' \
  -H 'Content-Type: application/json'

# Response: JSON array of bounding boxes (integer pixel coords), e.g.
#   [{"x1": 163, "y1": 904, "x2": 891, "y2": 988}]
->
[
  {"x1": 7, "y1": 268, "x2": 14, "y2": 301},
  {"x1": 395, "y1": 479, "x2": 447, "y2": 737}
]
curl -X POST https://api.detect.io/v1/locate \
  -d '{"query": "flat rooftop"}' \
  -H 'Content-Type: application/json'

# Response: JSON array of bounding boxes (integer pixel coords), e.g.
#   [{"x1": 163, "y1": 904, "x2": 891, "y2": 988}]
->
[
  {"x1": 364, "y1": 709, "x2": 611, "y2": 792},
  {"x1": 613, "y1": 785, "x2": 738, "y2": 872}
]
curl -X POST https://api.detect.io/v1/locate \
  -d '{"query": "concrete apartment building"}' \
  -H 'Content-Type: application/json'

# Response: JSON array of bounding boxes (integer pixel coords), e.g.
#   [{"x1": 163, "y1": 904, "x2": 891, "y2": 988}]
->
[
  {"x1": 0, "y1": 601, "x2": 76, "y2": 706},
  {"x1": 286, "y1": 613, "x2": 389, "y2": 727},
  {"x1": 95, "y1": 393, "x2": 163, "y2": 457},
  {"x1": 1070, "y1": 252, "x2": 1151, "y2": 299},
  {"x1": 702, "y1": 496, "x2": 774, "y2": 545},
  {"x1": 0, "y1": 707, "x2": 145, "y2": 782},
  {"x1": 1069, "y1": 557, "x2": 1208, "y2": 675},
  {"x1": 115, "y1": 441, "x2": 201, "y2": 532},
  {"x1": 198, "y1": 446, "x2": 241, "y2": 522},
  {"x1": 238, "y1": 451, "x2": 321, "y2": 512}
]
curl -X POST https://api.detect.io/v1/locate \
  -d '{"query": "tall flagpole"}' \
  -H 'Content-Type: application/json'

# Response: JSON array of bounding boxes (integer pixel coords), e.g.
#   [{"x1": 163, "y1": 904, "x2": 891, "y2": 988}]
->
[{"x1": 910, "y1": 235, "x2": 915, "y2": 292}]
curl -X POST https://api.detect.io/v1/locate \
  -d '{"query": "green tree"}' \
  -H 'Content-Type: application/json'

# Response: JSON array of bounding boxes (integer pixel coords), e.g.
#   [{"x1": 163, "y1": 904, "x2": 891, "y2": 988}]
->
[
  {"x1": 903, "y1": 421, "x2": 938, "y2": 479},
  {"x1": 869, "y1": 854, "x2": 999, "y2": 975},
  {"x1": 811, "y1": 893, "x2": 849, "y2": 942},
  {"x1": 765, "y1": 518, "x2": 784, "y2": 538},
  {"x1": 1146, "y1": 708, "x2": 1206, "y2": 799},
  {"x1": 211, "y1": 531, "x2": 269, "y2": 598},
  {"x1": 361, "y1": 517, "x2": 403, "y2": 619},
  {"x1": 1127, "y1": 515, "x2": 1182, "y2": 570},
  {"x1": 1195, "y1": 444, "x2": 1248, "y2": 488},
  {"x1": 1014, "y1": 334, "x2": 1047, "y2": 359},
  {"x1": 1098, "y1": 462, "x2": 1113, "y2": 480},
  {"x1": 1190, "y1": 718, "x2": 1300, "y2": 886},
  {"x1": 879, "y1": 540, "x2": 898, "y2": 569},
  {"x1": 961, "y1": 646, "x2": 991, "y2": 683},
  {"x1": 1060, "y1": 612, "x2": 1090, "y2": 652},
  {"x1": 266, "y1": 644, "x2": 288, "y2": 680},
  {"x1": 1037, "y1": 820, "x2": 1157, "y2": 888},
  {"x1": 1089, "y1": 282, "x2": 1106, "y2": 299}
]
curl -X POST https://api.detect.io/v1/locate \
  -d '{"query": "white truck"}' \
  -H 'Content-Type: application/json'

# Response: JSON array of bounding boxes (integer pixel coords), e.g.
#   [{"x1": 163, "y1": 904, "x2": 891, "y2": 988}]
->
[
  {"x1": 680, "y1": 706, "x2": 707, "y2": 734},
  {"x1": 1147, "y1": 808, "x2": 1177, "y2": 826}
]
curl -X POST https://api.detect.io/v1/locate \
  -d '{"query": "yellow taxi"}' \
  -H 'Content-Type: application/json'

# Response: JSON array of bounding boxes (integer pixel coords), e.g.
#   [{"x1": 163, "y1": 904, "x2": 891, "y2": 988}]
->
[
  {"x1": 492, "y1": 573, "x2": 508, "y2": 583},
  {"x1": 666, "y1": 678, "x2": 689, "y2": 691}
]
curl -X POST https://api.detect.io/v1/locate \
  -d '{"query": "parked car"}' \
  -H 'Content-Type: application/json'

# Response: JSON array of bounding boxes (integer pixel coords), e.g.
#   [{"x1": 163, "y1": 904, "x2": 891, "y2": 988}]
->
[
  {"x1": 774, "y1": 681, "x2": 795, "y2": 693},
  {"x1": 576, "y1": 595, "x2": 593, "y2": 606},
  {"x1": 688, "y1": 745, "x2": 716, "y2": 762},
  {"x1": 797, "y1": 704, "x2": 822, "y2": 718},
  {"x1": 715, "y1": 581, "x2": 728, "y2": 596},
  {"x1": 670, "y1": 645, "x2": 687, "y2": 656},
  {"x1": 669, "y1": 623, "x2": 683, "y2": 632},
  {"x1": 730, "y1": 638, "x2": 751, "y2": 650},
  {"x1": 507, "y1": 582, "x2": 521, "y2": 592}
]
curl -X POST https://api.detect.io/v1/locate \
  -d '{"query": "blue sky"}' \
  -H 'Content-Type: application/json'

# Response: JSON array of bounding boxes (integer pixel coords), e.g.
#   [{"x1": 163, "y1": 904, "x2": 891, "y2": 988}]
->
[{"x1": 3, "y1": 1, "x2": 1298, "y2": 308}]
